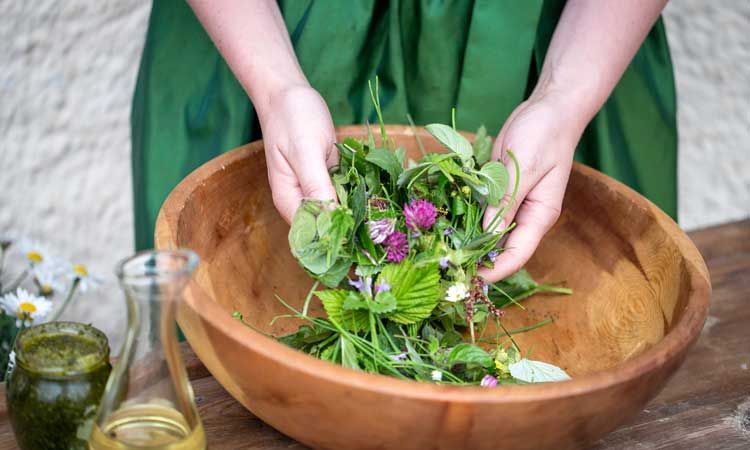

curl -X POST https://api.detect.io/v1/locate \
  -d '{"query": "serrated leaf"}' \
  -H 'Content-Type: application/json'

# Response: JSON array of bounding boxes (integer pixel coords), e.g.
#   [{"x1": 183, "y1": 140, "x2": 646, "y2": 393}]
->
[
  {"x1": 509, "y1": 358, "x2": 571, "y2": 383},
  {"x1": 447, "y1": 343, "x2": 494, "y2": 369},
  {"x1": 316, "y1": 289, "x2": 370, "y2": 332},
  {"x1": 478, "y1": 161, "x2": 509, "y2": 206},
  {"x1": 426, "y1": 124, "x2": 473, "y2": 164},
  {"x1": 473, "y1": 125, "x2": 493, "y2": 165},
  {"x1": 377, "y1": 261, "x2": 440, "y2": 324},
  {"x1": 371, "y1": 291, "x2": 397, "y2": 314},
  {"x1": 365, "y1": 148, "x2": 403, "y2": 183}
]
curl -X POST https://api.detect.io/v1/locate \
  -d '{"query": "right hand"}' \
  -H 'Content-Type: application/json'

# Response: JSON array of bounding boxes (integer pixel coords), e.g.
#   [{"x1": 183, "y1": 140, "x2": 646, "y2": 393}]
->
[{"x1": 258, "y1": 85, "x2": 338, "y2": 223}]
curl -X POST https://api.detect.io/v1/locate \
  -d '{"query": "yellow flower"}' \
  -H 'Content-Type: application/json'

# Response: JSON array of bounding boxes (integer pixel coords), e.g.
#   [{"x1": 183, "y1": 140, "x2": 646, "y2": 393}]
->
[{"x1": 73, "y1": 264, "x2": 88, "y2": 277}]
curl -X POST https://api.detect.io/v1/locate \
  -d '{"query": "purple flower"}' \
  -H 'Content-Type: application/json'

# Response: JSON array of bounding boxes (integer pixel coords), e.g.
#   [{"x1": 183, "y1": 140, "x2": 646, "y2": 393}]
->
[
  {"x1": 480, "y1": 375, "x2": 498, "y2": 388},
  {"x1": 443, "y1": 227, "x2": 453, "y2": 236},
  {"x1": 439, "y1": 257, "x2": 450, "y2": 269},
  {"x1": 368, "y1": 218, "x2": 396, "y2": 244},
  {"x1": 348, "y1": 276, "x2": 372, "y2": 297},
  {"x1": 487, "y1": 249, "x2": 499, "y2": 263},
  {"x1": 384, "y1": 231, "x2": 409, "y2": 263},
  {"x1": 375, "y1": 281, "x2": 391, "y2": 294},
  {"x1": 390, "y1": 352, "x2": 408, "y2": 361},
  {"x1": 403, "y1": 199, "x2": 437, "y2": 231}
]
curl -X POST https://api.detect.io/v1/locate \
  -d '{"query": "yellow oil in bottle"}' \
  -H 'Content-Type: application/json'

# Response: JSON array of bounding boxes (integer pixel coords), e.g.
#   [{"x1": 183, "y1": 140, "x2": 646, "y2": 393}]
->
[{"x1": 88, "y1": 403, "x2": 206, "y2": 450}]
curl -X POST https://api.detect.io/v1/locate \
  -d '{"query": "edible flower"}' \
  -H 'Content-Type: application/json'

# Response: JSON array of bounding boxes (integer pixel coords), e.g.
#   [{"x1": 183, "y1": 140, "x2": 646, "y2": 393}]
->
[
  {"x1": 480, "y1": 375, "x2": 498, "y2": 388},
  {"x1": 384, "y1": 231, "x2": 409, "y2": 263},
  {"x1": 374, "y1": 281, "x2": 391, "y2": 294},
  {"x1": 431, "y1": 370, "x2": 443, "y2": 381},
  {"x1": 348, "y1": 276, "x2": 373, "y2": 297},
  {"x1": 1, "y1": 288, "x2": 53, "y2": 327},
  {"x1": 404, "y1": 199, "x2": 437, "y2": 231},
  {"x1": 32, "y1": 264, "x2": 67, "y2": 296},
  {"x1": 445, "y1": 282, "x2": 469, "y2": 303},
  {"x1": 367, "y1": 218, "x2": 396, "y2": 244}
]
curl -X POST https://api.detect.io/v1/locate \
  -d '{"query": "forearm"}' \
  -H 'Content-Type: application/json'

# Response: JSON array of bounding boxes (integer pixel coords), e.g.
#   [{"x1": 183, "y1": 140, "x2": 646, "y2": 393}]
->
[
  {"x1": 533, "y1": 0, "x2": 669, "y2": 130},
  {"x1": 187, "y1": 0, "x2": 308, "y2": 117}
]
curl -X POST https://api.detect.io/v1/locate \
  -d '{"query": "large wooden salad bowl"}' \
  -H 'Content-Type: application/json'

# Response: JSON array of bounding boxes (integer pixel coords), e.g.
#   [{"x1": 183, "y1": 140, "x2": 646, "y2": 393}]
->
[{"x1": 155, "y1": 125, "x2": 710, "y2": 450}]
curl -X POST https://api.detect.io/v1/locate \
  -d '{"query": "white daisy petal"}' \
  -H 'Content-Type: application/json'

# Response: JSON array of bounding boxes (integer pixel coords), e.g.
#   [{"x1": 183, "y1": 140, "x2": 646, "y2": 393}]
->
[
  {"x1": 444, "y1": 282, "x2": 469, "y2": 302},
  {"x1": 1, "y1": 288, "x2": 54, "y2": 326}
]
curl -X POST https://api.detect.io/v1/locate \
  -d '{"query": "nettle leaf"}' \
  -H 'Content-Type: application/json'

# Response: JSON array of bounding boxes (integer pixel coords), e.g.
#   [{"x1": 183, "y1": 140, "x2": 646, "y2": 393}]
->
[
  {"x1": 473, "y1": 125, "x2": 493, "y2": 166},
  {"x1": 365, "y1": 148, "x2": 403, "y2": 183},
  {"x1": 425, "y1": 124, "x2": 473, "y2": 165},
  {"x1": 447, "y1": 343, "x2": 494, "y2": 369},
  {"x1": 509, "y1": 359, "x2": 571, "y2": 383},
  {"x1": 317, "y1": 289, "x2": 369, "y2": 332},
  {"x1": 478, "y1": 161, "x2": 509, "y2": 206},
  {"x1": 377, "y1": 261, "x2": 440, "y2": 324}
]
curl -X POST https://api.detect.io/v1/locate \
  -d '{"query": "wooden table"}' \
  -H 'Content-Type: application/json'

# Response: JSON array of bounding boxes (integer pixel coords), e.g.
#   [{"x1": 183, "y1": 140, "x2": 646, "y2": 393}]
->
[{"x1": 1, "y1": 220, "x2": 748, "y2": 449}]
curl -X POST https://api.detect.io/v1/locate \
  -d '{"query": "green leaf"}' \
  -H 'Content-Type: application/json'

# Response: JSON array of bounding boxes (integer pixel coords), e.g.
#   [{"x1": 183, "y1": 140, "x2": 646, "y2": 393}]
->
[
  {"x1": 426, "y1": 123, "x2": 474, "y2": 164},
  {"x1": 325, "y1": 207, "x2": 354, "y2": 265},
  {"x1": 371, "y1": 291, "x2": 397, "y2": 314},
  {"x1": 316, "y1": 258, "x2": 351, "y2": 288},
  {"x1": 316, "y1": 289, "x2": 370, "y2": 332},
  {"x1": 342, "y1": 291, "x2": 368, "y2": 310},
  {"x1": 365, "y1": 148, "x2": 403, "y2": 184},
  {"x1": 288, "y1": 204, "x2": 318, "y2": 250},
  {"x1": 397, "y1": 161, "x2": 433, "y2": 188},
  {"x1": 377, "y1": 261, "x2": 440, "y2": 324},
  {"x1": 478, "y1": 161, "x2": 509, "y2": 206},
  {"x1": 448, "y1": 343, "x2": 494, "y2": 369},
  {"x1": 502, "y1": 269, "x2": 537, "y2": 291},
  {"x1": 508, "y1": 358, "x2": 571, "y2": 383},
  {"x1": 350, "y1": 178, "x2": 367, "y2": 228},
  {"x1": 340, "y1": 335, "x2": 361, "y2": 370},
  {"x1": 473, "y1": 125, "x2": 493, "y2": 165}
]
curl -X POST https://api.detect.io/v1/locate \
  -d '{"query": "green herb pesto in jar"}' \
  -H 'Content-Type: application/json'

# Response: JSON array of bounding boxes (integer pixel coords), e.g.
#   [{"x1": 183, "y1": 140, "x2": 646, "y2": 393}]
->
[{"x1": 6, "y1": 321, "x2": 111, "y2": 450}]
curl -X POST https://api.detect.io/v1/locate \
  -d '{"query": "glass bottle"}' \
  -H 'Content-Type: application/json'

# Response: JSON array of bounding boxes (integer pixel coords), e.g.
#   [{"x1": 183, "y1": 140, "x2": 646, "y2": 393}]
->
[
  {"x1": 6, "y1": 321, "x2": 112, "y2": 450},
  {"x1": 89, "y1": 249, "x2": 206, "y2": 450}
]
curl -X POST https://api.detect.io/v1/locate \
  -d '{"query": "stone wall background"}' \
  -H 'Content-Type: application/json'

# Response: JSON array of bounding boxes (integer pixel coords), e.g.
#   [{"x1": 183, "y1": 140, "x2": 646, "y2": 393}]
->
[{"x1": 1, "y1": 0, "x2": 748, "y2": 344}]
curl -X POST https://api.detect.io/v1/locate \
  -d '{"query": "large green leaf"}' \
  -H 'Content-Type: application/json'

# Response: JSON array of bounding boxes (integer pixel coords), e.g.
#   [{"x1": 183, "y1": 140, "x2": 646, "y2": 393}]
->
[
  {"x1": 377, "y1": 261, "x2": 440, "y2": 324},
  {"x1": 340, "y1": 335, "x2": 361, "y2": 370},
  {"x1": 478, "y1": 161, "x2": 509, "y2": 206},
  {"x1": 316, "y1": 289, "x2": 370, "y2": 332},
  {"x1": 365, "y1": 148, "x2": 402, "y2": 184},
  {"x1": 288, "y1": 203, "x2": 318, "y2": 251},
  {"x1": 425, "y1": 124, "x2": 473, "y2": 165}
]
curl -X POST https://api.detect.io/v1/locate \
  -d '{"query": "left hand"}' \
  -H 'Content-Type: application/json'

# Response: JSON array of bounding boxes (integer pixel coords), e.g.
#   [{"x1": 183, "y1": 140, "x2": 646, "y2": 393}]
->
[{"x1": 479, "y1": 90, "x2": 587, "y2": 282}]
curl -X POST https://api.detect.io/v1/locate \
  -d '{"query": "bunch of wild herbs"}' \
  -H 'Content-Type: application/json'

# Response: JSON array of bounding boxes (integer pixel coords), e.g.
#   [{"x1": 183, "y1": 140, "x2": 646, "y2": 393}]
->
[{"x1": 236, "y1": 82, "x2": 572, "y2": 386}]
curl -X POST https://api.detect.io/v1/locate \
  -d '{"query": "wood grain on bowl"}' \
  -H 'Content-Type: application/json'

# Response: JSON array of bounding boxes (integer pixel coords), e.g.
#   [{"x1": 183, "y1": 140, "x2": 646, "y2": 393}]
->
[{"x1": 155, "y1": 126, "x2": 710, "y2": 450}]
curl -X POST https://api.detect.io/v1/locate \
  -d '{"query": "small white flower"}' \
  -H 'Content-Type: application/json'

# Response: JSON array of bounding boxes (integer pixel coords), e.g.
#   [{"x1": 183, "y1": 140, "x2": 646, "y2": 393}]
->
[
  {"x1": 1, "y1": 288, "x2": 54, "y2": 327},
  {"x1": 70, "y1": 263, "x2": 103, "y2": 293},
  {"x1": 445, "y1": 282, "x2": 469, "y2": 303},
  {"x1": 431, "y1": 370, "x2": 443, "y2": 381},
  {"x1": 7, "y1": 351, "x2": 15, "y2": 371},
  {"x1": 33, "y1": 263, "x2": 68, "y2": 296},
  {"x1": 14, "y1": 238, "x2": 55, "y2": 266}
]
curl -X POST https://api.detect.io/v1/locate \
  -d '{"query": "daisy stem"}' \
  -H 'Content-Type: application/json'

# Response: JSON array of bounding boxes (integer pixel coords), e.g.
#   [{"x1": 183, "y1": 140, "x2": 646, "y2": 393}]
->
[
  {"x1": 50, "y1": 278, "x2": 79, "y2": 322},
  {"x1": 469, "y1": 320, "x2": 476, "y2": 345}
]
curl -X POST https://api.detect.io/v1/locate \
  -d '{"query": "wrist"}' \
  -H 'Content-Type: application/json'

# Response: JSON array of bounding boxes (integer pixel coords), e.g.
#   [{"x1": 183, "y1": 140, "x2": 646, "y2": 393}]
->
[
  {"x1": 528, "y1": 72, "x2": 602, "y2": 142},
  {"x1": 248, "y1": 74, "x2": 310, "y2": 121}
]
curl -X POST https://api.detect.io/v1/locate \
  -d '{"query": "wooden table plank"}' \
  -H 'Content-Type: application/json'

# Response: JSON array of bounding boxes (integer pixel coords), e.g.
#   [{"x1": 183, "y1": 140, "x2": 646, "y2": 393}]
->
[{"x1": 0, "y1": 220, "x2": 748, "y2": 449}]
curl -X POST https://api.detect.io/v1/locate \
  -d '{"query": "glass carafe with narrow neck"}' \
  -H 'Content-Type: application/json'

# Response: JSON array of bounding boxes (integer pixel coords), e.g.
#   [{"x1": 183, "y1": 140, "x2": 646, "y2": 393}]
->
[{"x1": 89, "y1": 250, "x2": 206, "y2": 450}]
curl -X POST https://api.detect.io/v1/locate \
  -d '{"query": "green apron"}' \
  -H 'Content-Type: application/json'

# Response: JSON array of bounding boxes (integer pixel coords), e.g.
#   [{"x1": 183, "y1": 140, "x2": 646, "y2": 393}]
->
[{"x1": 132, "y1": 0, "x2": 677, "y2": 251}]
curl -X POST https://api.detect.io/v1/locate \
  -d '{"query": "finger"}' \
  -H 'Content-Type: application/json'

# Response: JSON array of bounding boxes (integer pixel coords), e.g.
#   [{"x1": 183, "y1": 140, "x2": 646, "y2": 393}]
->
[
  {"x1": 479, "y1": 172, "x2": 566, "y2": 282},
  {"x1": 291, "y1": 145, "x2": 338, "y2": 202},
  {"x1": 266, "y1": 149, "x2": 304, "y2": 224}
]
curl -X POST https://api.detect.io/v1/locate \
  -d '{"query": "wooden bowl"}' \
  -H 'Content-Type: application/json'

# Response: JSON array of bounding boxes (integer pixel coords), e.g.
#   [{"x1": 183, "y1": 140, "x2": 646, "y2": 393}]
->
[{"x1": 155, "y1": 126, "x2": 710, "y2": 450}]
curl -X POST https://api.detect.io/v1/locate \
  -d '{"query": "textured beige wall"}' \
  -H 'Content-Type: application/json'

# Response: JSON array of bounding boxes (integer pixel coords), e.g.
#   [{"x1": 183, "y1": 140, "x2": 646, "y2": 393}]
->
[{"x1": 1, "y1": 1, "x2": 748, "y2": 343}]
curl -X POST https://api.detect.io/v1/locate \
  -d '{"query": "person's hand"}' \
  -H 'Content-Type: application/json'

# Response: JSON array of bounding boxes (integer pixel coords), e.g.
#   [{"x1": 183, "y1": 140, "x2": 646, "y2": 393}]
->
[
  {"x1": 258, "y1": 84, "x2": 338, "y2": 223},
  {"x1": 479, "y1": 91, "x2": 586, "y2": 282}
]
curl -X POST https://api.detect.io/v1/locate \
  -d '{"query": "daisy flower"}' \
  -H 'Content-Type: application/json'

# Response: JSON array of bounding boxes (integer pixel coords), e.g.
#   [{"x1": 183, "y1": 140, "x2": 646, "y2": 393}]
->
[
  {"x1": 445, "y1": 282, "x2": 469, "y2": 303},
  {"x1": 430, "y1": 370, "x2": 443, "y2": 381},
  {"x1": 70, "y1": 263, "x2": 103, "y2": 293},
  {"x1": 15, "y1": 238, "x2": 55, "y2": 266},
  {"x1": 1, "y1": 288, "x2": 54, "y2": 327},
  {"x1": 33, "y1": 263, "x2": 68, "y2": 296}
]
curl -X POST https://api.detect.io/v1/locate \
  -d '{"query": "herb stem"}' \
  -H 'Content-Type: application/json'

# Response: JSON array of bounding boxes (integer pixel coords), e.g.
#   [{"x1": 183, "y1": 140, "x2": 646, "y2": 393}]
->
[
  {"x1": 302, "y1": 281, "x2": 319, "y2": 317},
  {"x1": 50, "y1": 278, "x2": 79, "y2": 322},
  {"x1": 407, "y1": 113, "x2": 427, "y2": 157}
]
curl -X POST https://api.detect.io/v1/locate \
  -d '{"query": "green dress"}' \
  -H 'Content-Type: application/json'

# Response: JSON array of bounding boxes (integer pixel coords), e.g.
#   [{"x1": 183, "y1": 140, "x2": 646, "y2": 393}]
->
[{"x1": 132, "y1": 0, "x2": 677, "y2": 251}]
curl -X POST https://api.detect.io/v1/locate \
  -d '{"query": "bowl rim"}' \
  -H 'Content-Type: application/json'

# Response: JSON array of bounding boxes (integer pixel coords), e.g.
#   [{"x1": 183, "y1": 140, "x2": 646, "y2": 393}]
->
[{"x1": 155, "y1": 124, "x2": 711, "y2": 404}]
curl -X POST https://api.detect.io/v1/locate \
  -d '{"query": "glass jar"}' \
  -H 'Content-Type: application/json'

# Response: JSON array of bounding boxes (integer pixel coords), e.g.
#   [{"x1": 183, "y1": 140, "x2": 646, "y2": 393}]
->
[
  {"x1": 6, "y1": 321, "x2": 112, "y2": 450},
  {"x1": 89, "y1": 249, "x2": 206, "y2": 450}
]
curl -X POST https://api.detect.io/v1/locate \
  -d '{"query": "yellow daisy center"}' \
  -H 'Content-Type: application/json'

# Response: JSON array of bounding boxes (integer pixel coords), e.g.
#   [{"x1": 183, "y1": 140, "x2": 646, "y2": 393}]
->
[
  {"x1": 40, "y1": 284, "x2": 53, "y2": 295},
  {"x1": 27, "y1": 251, "x2": 43, "y2": 264},
  {"x1": 73, "y1": 264, "x2": 88, "y2": 277},
  {"x1": 19, "y1": 302, "x2": 37, "y2": 313}
]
